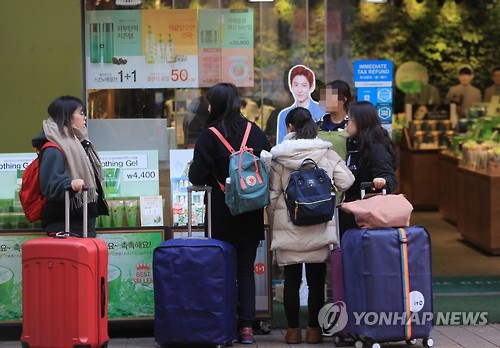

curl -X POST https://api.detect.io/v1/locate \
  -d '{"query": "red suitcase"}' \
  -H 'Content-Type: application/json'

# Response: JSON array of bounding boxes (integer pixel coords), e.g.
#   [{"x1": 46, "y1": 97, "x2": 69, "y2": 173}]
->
[{"x1": 21, "y1": 188, "x2": 109, "y2": 348}]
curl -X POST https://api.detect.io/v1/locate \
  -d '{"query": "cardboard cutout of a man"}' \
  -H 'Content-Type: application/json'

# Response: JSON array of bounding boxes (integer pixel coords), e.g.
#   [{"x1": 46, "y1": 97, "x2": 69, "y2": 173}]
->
[{"x1": 276, "y1": 65, "x2": 325, "y2": 144}]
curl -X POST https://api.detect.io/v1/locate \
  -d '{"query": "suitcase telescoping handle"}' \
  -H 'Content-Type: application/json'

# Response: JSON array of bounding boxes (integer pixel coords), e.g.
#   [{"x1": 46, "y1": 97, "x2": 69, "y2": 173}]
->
[
  {"x1": 360, "y1": 182, "x2": 387, "y2": 199},
  {"x1": 64, "y1": 185, "x2": 88, "y2": 238},
  {"x1": 187, "y1": 185, "x2": 212, "y2": 238}
]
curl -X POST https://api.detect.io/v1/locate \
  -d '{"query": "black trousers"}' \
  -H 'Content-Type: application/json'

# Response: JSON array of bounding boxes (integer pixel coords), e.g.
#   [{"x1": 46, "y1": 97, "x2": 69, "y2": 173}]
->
[
  {"x1": 231, "y1": 239, "x2": 260, "y2": 328},
  {"x1": 338, "y1": 209, "x2": 357, "y2": 239},
  {"x1": 283, "y1": 262, "x2": 327, "y2": 328}
]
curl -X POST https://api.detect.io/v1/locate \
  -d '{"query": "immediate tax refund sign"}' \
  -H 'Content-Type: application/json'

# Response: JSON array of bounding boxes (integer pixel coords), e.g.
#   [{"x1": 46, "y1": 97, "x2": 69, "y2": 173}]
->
[{"x1": 354, "y1": 60, "x2": 393, "y2": 87}]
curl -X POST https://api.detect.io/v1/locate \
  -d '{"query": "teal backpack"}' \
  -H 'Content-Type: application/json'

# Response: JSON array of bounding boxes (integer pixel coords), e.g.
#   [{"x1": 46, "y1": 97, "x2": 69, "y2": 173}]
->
[{"x1": 210, "y1": 122, "x2": 270, "y2": 216}]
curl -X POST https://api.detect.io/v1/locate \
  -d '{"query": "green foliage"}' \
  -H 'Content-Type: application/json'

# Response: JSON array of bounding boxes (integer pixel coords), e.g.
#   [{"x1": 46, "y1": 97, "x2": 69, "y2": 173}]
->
[
  {"x1": 351, "y1": 0, "x2": 500, "y2": 98},
  {"x1": 308, "y1": 3, "x2": 326, "y2": 78},
  {"x1": 274, "y1": 0, "x2": 295, "y2": 23}
]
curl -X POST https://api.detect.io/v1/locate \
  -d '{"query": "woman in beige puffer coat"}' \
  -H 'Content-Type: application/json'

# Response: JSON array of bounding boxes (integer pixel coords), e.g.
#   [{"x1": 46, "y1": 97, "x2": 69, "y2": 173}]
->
[{"x1": 266, "y1": 107, "x2": 354, "y2": 344}]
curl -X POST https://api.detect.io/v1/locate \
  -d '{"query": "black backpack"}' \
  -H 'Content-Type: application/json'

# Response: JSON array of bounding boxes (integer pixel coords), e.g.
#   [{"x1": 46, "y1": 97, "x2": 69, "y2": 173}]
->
[{"x1": 285, "y1": 158, "x2": 336, "y2": 226}]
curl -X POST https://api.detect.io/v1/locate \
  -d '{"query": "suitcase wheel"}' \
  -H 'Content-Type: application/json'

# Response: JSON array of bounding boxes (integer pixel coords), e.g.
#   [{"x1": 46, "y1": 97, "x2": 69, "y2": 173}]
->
[
  {"x1": 406, "y1": 339, "x2": 417, "y2": 345},
  {"x1": 371, "y1": 343, "x2": 381, "y2": 348},
  {"x1": 423, "y1": 337, "x2": 435, "y2": 347},
  {"x1": 253, "y1": 320, "x2": 272, "y2": 334},
  {"x1": 355, "y1": 341, "x2": 364, "y2": 348},
  {"x1": 333, "y1": 335, "x2": 343, "y2": 346}
]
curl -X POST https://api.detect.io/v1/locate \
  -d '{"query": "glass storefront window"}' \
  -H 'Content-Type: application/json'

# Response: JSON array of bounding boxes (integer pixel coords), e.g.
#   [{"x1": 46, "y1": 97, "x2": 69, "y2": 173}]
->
[{"x1": 83, "y1": 0, "x2": 358, "y2": 149}]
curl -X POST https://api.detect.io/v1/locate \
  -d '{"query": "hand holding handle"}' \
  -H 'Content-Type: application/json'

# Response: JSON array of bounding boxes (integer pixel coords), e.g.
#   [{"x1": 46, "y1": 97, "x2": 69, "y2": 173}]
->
[
  {"x1": 64, "y1": 185, "x2": 88, "y2": 237},
  {"x1": 360, "y1": 181, "x2": 386, "y2": 199}
]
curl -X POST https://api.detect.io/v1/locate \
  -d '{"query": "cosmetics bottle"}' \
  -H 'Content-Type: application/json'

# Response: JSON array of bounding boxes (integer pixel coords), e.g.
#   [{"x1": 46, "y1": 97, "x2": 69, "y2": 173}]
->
[
  {"x1": 166, "y1": 33, "x2": 175, "y2": 63},
  {"x1": 145, "y1": 24, "x2": 155, "y2": 64},
  {"x1": 89, "y1": 23, "x2": 101, "y2": 63},
  {"x1": 156, "y1": 33, "x2": 166, "y2": 64},
  {"x1": 102, "y1": 23, "x2": 114, "y2": 64}
]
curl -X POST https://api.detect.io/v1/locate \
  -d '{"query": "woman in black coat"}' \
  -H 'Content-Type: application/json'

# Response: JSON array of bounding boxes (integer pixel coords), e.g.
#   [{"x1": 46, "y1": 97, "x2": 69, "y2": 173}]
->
[
  {"x1": 339, "y1": 101, "x2": 398, "y2": 236},
  {"x1": 188, "y1": 83, "x2": 271, "y2": 344}
]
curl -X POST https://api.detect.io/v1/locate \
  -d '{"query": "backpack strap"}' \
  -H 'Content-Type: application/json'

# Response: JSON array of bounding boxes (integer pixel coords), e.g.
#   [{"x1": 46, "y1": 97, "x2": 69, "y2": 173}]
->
[
  {"x1": 39, "y1": 141, "x2": 63, "y2": 157},
  {"x1": 209, "y1": 123, "x2": 257, "y2": 193},
  {"x1": 238, "y1": 123, "x2": 264, "y2": 189},
  {"x1": 209, "y1": 122, "x2": 253, "y2": 153},
  {"x1": 209, "y1": 127, "x2": 231, "y2": 193},
  {"x1": 209, "y1": 127, "x2": 235, "y2": 153},
  {"x1": 240, "y1": 122, "x2": 252, "y2": 149}
]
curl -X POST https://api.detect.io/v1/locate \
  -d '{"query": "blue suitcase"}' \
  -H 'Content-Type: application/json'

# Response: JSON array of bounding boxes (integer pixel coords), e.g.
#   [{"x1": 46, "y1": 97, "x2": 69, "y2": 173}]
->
[
  {"x1": 153, "y1": 186, "x2": 237, "y2": 347},
  {"x1": 342, "y1": 226, "x2": 434, "y2": 348}
]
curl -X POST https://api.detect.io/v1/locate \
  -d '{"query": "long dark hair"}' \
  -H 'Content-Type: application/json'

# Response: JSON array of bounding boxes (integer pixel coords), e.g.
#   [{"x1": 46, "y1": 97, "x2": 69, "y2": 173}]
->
[
  {"x1": 205, "y1": 83, "x2": 242, "y2": 137},
  {"x1": 285, "y1": 107, "x2": 317, "y2": 140},
  {"x1": 326, "y1": 80, "x2": 351, "y2": 113},
  {"x1": 47, "y1": 96, "x2": 84, "y2": 138},
  {"x1": 349, "y1": 101, "x2": 398, "y2": 169}
]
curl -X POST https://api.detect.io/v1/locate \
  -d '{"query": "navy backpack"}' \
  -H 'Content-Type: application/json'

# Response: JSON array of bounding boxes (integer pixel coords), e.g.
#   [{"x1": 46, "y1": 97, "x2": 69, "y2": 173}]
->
[{"x1": 285, "y1": 158, "x2": 335, "y2": 226}]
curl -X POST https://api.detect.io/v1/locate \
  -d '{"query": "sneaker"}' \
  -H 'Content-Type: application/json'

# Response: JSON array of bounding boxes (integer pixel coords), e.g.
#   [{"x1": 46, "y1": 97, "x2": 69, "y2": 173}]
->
[{"x1": 239, "y1": 327, "x2": 254, "y2": 344}]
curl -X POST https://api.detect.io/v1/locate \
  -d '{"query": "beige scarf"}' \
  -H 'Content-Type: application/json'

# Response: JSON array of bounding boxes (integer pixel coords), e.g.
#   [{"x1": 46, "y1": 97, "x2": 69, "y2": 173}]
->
[{"x1": 43, "y1": 118, "x2": 101, "y2": 209}]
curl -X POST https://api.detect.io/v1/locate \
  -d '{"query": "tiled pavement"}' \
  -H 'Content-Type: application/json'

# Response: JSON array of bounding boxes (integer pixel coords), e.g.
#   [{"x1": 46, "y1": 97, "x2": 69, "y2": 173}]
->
[{"x1": 2, "y1": 324, "x2": 499, "y2": 347}]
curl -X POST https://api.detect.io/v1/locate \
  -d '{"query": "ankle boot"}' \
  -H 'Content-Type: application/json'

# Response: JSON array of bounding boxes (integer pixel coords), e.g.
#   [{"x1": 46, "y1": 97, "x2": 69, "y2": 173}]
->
[
  {"x1": 306, "y1": 326, "x2": 323, "y2": 344},
  {"x1": 285, "y1": 327, "x2": 302, "y2": 344}
]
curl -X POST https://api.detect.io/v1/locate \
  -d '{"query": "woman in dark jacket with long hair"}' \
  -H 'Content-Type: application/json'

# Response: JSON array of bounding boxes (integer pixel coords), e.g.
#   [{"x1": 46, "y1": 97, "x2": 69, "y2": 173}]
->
[
  {"x1": 339, "y1": 101, "x2": 398, "y2": 236},
  {"x1": 188, "y1": 83, "x2": 271, "y2": 344}
]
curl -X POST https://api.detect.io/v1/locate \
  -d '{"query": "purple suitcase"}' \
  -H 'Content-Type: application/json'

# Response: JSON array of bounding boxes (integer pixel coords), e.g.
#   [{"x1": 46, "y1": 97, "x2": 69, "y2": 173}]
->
[
  {"x1": 153, "y1": 186, "x2": 237, "y2": 347},
  {"x1": 330, "y1": 182, "x2": 434, "y2": 347},
  {"x1": 334, "y1": 183, "x2": 433, "y2": 348},
  {"x1": 342, "y1": 226, "x2": 434, "y2": 347}
]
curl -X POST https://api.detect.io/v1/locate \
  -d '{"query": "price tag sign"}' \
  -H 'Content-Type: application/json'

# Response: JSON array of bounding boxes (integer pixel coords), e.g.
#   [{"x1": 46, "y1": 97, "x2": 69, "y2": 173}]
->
[
  {"x1": 85, "y1": 9, "x2": 199, "y2": 89},
  {"x1": 123, "y1": 169, "x2": 159, "y2": 182},
  {"x1": 198, "y1": 9, "x2": 254, "y2": 87}
]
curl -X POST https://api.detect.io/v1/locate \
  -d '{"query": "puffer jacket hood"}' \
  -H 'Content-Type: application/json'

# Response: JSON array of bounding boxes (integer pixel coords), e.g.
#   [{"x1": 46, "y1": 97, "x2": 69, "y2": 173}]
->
[
  {"x1": 270, "y1": 132, "x2": 333, "y2": 171},
  {"x1": 32, "y1": 131, "x2": 48, "y2": 149}
]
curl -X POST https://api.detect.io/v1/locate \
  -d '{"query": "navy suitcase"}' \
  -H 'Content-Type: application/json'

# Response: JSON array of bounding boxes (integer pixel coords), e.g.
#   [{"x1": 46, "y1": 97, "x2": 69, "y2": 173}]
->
[
  {"x1": 153, "y1": 186, "x2": 237, "y2": 347},
  {"x1": 342, "y1": 226, "x2": 434, "y2": 348}
]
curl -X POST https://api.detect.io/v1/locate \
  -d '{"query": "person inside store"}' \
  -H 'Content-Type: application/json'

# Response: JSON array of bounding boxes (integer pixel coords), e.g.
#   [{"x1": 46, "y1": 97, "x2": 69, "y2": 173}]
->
[
  {"x1": 317, "y1": 79, "x2": 352, "y2": 160},
  {"x1": 188, "y1": 83, "x2": 271, "y2": 344},
  {"x1": 484, "y1": 66, "x2": 500, "y2": 103},
  {"x1": 184, "y1": 88, "x2": 210, "y2": 148},
  {"x1": 32, "y1": 95, "x2": 109, "y2": 237},
  {"x1": 267, "y1": 107, "x2": 354, "y2": 344},
  {"x1": 276, "y1": 65, "x2": 325, "y2": 144},
  {"x1": 444, "y1": 66, "x2": 482, "y2": 118},
  {"x1": 339, "y1": 101, "x2": 398, "y2": 237},
  {"x1": 240, "y1": 97, "x2": 260, "y2": 123}
]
